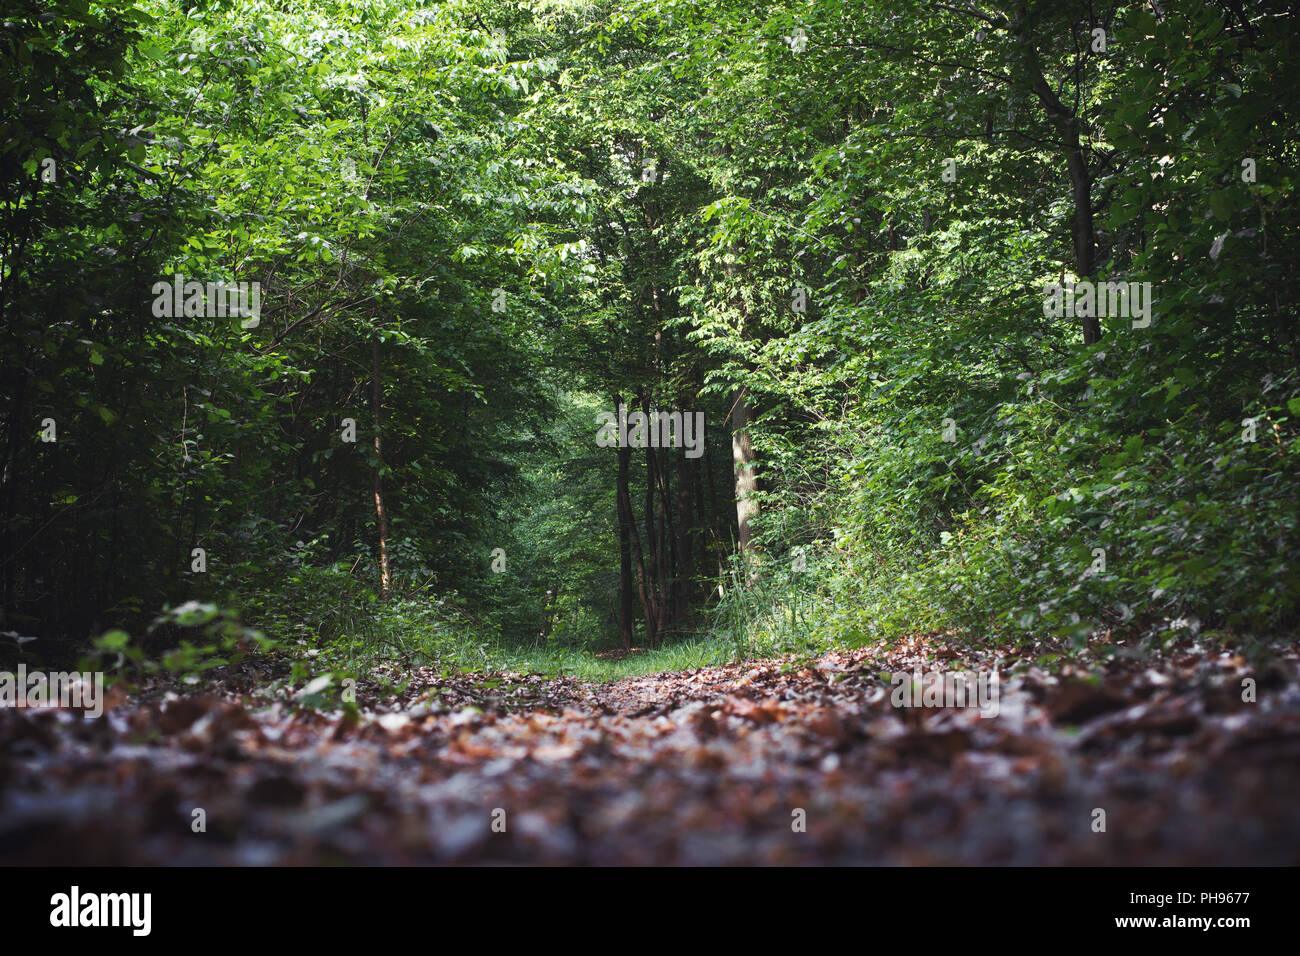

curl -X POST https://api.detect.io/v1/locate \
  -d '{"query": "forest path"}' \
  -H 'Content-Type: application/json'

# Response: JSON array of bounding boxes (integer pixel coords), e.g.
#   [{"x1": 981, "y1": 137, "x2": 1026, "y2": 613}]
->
[{"x1": 3, "y1": 637, "x2": 1299, "y2": 864}]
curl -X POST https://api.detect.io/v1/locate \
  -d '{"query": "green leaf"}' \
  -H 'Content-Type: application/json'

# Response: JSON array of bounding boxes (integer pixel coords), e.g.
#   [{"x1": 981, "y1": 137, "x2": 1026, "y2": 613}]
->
[{"x1": 95, "y1": 629, "x2": 131, "y2": 650}]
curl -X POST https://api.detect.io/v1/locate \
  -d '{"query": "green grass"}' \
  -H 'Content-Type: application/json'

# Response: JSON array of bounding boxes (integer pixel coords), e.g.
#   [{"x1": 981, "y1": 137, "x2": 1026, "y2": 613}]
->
[
  {"x1": 309, "y1": 597, "x2": 741, "y2": 683},
  {"x1": 475, "y1": 635, "x2": 738, "y2": 681}
]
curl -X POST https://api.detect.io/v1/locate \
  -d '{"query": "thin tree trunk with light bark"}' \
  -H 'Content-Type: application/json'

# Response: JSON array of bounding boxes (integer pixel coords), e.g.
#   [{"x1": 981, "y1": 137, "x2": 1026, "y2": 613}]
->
[{"x1": 371, "y1": 333, "x2": 392, "y2": 599}]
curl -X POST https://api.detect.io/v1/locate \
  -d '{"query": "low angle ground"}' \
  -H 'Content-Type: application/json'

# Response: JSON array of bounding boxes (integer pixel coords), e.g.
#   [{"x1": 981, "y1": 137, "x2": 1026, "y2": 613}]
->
[
  {"x1": 3, "y1": 0, "x2": 1299, "y2": 876},
  {"x1": 5, "y1": 636, "x2": 1297, "y2": 865}
]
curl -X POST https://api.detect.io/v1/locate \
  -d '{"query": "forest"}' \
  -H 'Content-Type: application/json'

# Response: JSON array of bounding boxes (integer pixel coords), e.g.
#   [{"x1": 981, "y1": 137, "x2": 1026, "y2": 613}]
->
[{"x1": 2, "y1": 0, "x2": 1299, "y2": 872}]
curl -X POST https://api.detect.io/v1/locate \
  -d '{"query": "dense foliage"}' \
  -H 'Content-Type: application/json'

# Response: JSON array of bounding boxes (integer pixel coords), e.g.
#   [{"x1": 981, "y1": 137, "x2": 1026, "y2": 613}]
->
[{"x1": 3, "y1": 0, "x2": 1297, "y2": 673}]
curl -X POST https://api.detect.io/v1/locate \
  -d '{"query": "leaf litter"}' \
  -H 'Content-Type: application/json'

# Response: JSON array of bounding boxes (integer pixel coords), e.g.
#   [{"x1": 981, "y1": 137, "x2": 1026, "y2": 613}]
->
[{"x1": 2, "y1": 636, "x2": 1298, "y2": 865}]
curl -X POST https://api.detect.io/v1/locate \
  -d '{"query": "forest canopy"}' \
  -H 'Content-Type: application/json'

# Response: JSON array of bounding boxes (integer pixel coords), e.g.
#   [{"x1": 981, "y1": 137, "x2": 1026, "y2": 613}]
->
[{"x1": 2, "y1": 0, "x2": 1297, "y2": 676}]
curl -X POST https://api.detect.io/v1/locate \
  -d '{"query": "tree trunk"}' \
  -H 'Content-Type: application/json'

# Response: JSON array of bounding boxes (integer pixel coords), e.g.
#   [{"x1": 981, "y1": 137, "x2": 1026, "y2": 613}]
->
[
  {"x1": 1023, "y1": 36, "x2": 1102, "y2": 344},
  {"x1": 731, "y1": 386, "x2": 759, "y2": 559},
  {"x1": 371, "y1": 333, "x2": 392, "y2": 599},
  {"x1": 724, "y1": 252, "x2": 760, "y2": 565},
  {"x1": 673, "y1": 451, "x2": 694, "y2": 624},
  {"x1": 615, "y1": 427, "x2": 634, "y2": 650},
  {"x1": 655, "y1": 443, "x2": 674, "y2": 633},
  {"x1": 618, "y1": 439, "x2": 657, "y2": 647},
  {"x1": 641, "y1": 395, "x2": 663, "y2": 645}
]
